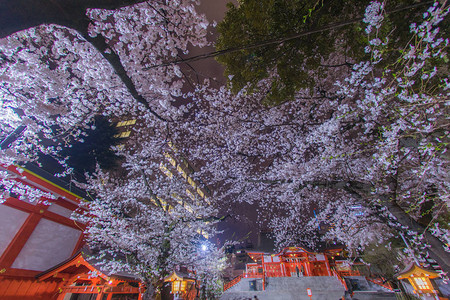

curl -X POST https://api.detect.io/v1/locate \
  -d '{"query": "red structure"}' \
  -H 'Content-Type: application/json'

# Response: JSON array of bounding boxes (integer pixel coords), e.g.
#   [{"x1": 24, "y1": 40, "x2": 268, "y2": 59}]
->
[
  {"x1": 37, "y1": 251, "x2": 143, "y2": 300},
  {"x1": 224, "y1": 246, "x2": 361, "y2": 292},
  {"x1": 244, "y1": 246, "x2": 356, "y2": 279},
  {"x1": 0, "y1": 164, "x2": 86, "y2": 299}
]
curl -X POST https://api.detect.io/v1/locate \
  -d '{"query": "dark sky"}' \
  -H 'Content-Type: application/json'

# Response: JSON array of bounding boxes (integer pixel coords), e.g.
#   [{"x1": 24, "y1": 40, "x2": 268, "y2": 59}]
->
[{"x1": 182, "y1": 0, "x2": 236, "y2": 90}]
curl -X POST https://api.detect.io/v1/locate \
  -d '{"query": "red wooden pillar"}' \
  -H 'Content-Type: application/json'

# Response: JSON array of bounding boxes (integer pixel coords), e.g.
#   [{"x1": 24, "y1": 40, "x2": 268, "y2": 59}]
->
[
  {"x1": 56, "y1": 293, "x2": 65, "y2": 300},
  {"x1": 305, "y1": 257, "x2": 312, "y2": 276},
  {"x1": 324, "y1": 256, "x2": 332, "y2": 276},
  {"x1": 262, "y1": 255, "x2": 265, "y2": 291},
  {"x1": 95, "y1": 287, "x2": 104, "y2": 300}
]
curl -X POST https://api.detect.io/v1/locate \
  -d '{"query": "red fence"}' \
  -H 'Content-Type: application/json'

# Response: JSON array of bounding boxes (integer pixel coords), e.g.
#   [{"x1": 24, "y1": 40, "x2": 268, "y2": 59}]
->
[
  {"x1": 223, "y1": 274, "x2": 243, "y2": 291},
  {"x1": 367, "y1": 277, "x2": 393, "y2": 291}
]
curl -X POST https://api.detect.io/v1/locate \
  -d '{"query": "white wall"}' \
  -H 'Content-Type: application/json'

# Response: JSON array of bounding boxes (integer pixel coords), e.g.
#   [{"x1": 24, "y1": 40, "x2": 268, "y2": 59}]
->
[
  {"x1": 11, "y1": 218, "x2": 81, "y2": 271},
  {"x1": 0, "y1": 205, "x2": 29, "y2": 256}
]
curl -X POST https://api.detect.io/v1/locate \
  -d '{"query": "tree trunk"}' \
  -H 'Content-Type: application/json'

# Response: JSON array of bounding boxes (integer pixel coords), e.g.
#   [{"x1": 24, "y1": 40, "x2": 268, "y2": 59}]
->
[
  {"x1": 307, "y1": 180, "x2": 450, "y2": 274},
  {"x1": 142, "y1": 281, "x2": 156, "y2": 300},
  {"x1": 0, "y1": 0, "x2": 168, "y2": 123},
  {"x1": 383, "y1": 199, "x2": 450, "y2": 274}
]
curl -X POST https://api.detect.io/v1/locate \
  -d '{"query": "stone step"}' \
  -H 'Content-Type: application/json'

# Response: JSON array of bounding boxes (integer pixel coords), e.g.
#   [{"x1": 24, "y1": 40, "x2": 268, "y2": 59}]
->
[
  {"x1": 221, "y1": 290, "x2": 347, "y2": 300},
  {"x1": 351, "y1": 291, "x2": 397, "y2": 300},
  {"x1": 221, "y1": 276, "x2": 347, "y2": 300}
]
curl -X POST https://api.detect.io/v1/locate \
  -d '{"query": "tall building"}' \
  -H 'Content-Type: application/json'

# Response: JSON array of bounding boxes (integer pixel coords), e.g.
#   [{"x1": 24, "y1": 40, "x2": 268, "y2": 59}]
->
[{"x1": 113, "y1": 117, "x2": 213, "y2": 237}]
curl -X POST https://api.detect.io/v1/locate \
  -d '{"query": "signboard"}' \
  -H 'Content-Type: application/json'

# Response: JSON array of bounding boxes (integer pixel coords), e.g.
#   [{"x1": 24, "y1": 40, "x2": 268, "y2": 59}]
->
[{"x1": 316, "y1": 254, "x2": 325, "y2": 261}]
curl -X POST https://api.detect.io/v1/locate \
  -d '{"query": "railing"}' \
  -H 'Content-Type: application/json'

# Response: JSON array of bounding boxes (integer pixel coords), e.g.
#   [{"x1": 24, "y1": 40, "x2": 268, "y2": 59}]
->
[
  {"x1": 367, "y1": 277, "x2": 393, "y2": 291},
  {"x1": 332, "y1": 270, "x2": 349, "y2": 291},
  {"x1": 337, "y1": 270, "x2": 361, "y2": 277},
  {"x1": 244, "y1": 272, "x2": 264, "y2": 278},
  {"x1": 223, "y1": 274, "x2": 243, "y2": 291},
  {"x1": 62, "y1": 285, "x2": 140, "y2": 294}
]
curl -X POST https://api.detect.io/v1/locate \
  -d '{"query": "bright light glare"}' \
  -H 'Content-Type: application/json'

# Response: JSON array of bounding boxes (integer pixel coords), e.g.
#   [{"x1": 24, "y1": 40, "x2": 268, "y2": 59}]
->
[{"x1": 201, "y1": 245, "x2": 207, "y2": 251}]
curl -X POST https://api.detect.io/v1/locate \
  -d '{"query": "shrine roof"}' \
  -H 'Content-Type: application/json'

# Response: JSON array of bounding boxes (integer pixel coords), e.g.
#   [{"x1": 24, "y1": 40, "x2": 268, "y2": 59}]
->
[
  {"x1": 397, "y1": 263, "x2": 440, "y2": 280},
  {"x1": 164, "y1": 271, "x2": 195, "y2": 282},
  {"x1": 247, "y1": 244, "x2": 345, "y2": 259},
  {"x1": 36, "y1": 249, "x2": 139, "y2": 282}
]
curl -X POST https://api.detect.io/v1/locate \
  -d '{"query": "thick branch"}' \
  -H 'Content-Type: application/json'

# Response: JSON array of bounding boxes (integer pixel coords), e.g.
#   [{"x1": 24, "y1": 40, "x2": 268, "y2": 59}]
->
[
  {"x1": 1, "y1": 0, "x2": 169, "y2": 123},
  {"x1": 77, "y1": 28, "x2": 169, "y2": 122},
  {"x1": 292, "y1": 179, "x2": 450, "y2": 273}
]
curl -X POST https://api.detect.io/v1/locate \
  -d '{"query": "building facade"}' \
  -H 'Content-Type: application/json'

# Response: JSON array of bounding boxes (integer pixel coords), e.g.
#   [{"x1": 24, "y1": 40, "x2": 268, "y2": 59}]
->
[{"x1": 0, "y1": 164, "x2": 86, "y2": 299}]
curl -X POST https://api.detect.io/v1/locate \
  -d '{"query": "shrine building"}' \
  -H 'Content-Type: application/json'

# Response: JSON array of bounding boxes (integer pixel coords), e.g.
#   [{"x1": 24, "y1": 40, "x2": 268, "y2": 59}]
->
[{"x1": 0, "y1": 163, "x2": 86, "y2": 299}]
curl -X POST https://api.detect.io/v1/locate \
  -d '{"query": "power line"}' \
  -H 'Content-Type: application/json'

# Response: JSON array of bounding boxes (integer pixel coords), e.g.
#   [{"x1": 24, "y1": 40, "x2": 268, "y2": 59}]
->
[{"x1": 144, "y1": 1, "x2": 434, "y2": 70}]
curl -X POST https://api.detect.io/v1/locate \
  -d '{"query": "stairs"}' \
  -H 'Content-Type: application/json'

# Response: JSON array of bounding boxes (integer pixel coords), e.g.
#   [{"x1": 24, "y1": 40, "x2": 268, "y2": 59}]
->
[
  {"x1": 221, "y1": 276, "x2": 346, "y2": 300},
  {"x1": 345, "y1": 276, "x2": 396, "y2": 300}
]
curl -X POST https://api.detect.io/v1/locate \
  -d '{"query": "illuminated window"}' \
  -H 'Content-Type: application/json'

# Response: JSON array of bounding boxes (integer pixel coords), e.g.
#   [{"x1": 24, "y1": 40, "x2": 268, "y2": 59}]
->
[
  {"x1": 164, "y1": 152, "x2": 176, "y2": 167},
  {"x1": 159, "y1": 163, "x2": 173, "y2": 179},
  {"x1": 116, "y1": 119, "x2": 136, "y2": 127},
  {"x1": 414, "y1": 278, "x2": 430, "y2": 290},
  {"x1": 173, "y1": 280, "x2": 180, "y2": 292},
  {"x1": 186, "y1": 189, "x2": 196, "y2": 201},
  {"x1": 115, "y1": 131, "x2": 131, "y2": 138},
  {"x1": 187, "y1": 177, "x2": 196, "y2": 189},
  {"x1": 196, "y1": 187, "x2": 205, "y2": 198}
]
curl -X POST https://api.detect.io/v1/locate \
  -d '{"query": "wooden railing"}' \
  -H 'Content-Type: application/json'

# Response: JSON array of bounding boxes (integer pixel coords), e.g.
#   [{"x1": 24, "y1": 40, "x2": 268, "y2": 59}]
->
[
  {"x1": 367, "y1": 277, "x2": 393, "y2": 291},
  {"x1": 337, "y1": 270, "x2": 361, "y2": 277},
  {"x1": 223, "y1": 274, "x2": 243, "y2": 291},
  {"x1": 62, "y1": 285, "x2": 140, "y2": 294},
  {"x1": 332, "y1": 269, "x2": 349, "y2": 291},
  {"x1": 244, "y1": 272, "x2": 264, "y2": 278}
]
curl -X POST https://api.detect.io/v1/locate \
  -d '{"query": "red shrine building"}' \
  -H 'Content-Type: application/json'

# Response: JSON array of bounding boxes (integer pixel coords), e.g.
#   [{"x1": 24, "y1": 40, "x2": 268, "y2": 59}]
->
[
  {"x1": 224, "y1": 246, "x2": 365, "y2": 292},
  {"x1": 0, "y1": 164, "x2": 86, "y2": 299},
  {"x1": 36, "y1": 251, "x2": 143, "y2": 300},
  {"x1": 245, "y1": 246, "x2": 356, "y2": 278}
]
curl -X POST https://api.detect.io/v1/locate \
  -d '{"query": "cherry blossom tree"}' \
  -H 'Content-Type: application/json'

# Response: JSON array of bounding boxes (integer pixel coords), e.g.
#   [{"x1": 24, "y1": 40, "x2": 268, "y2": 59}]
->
[
  {"x1": 166, "y1": 1, "x2": 450, "y2": 273},
  {"x1": 0, "y1": 1, "x2": 227, "y2": 298},
  {"x1": 0, "y1": 0, "x2": 208, "y2": 164},
  {"x1": 1, "y1": 0, "x2": 449, "y2": 288},
  {"x1": 75, "y1": 157, "x2": 226, "y2": 299},
  {"x1": 0, "y1": 0, "x2": 209, "y2": 205}
]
